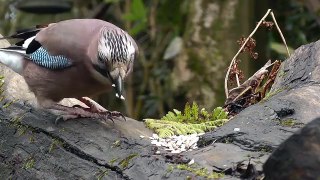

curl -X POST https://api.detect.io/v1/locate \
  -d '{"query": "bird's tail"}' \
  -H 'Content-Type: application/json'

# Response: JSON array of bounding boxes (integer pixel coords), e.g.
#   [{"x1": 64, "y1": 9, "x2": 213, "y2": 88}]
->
[{"x1": 0, "y1": 47, "x2": 26, "y2": 74}]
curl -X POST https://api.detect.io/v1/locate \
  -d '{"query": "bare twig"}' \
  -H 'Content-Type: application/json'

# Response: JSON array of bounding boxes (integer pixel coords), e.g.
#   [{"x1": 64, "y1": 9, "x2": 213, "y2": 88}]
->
[
  {"x1": 224, "y1": 9, "x2": 271, "y2": 98},
  {"x1": 236, "y1": 74, "x2": 240, "y2": 87},
  {"x1": 270, "y1": 12, "x2": 291, "y2": 57},
  {"x1": 224, "y1": 9, "x2": 289, "y2": 98}
]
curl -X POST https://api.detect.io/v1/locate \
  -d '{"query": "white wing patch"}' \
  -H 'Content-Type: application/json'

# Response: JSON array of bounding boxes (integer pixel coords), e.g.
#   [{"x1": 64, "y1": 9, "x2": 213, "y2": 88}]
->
[{"x1": 22, "y1": 36, "x2": 36, "y2": 48}]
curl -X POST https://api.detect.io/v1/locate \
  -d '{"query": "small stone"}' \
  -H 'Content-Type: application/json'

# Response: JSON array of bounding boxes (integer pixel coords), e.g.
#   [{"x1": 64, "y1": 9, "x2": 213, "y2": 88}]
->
[
  {"x1": 191, "y1": 143, "x2": 198, "y2": 149},
  {"x1": 139, "y1": 135, "x2": 145, "y2": 138},
  {"x1": 181, "y1": 144, "x2": 186, "y2": 150},
  {"x1": 189, "y1": 133, "x2": 197, "y2": 139},
  {"x1": 172, "y1": 143, "x2": 178, "y2": 149},
  {"x1": 234, "y1": 128, "x2": 240, "y2": 132},
  {"x1": 176, "y1": 140, "x2": 183, "y2": 146},
  {"x1": 152, "y1": 134, "x2": 159, "y2": 140},
  {"x1": 46, "y1": 127, "x2": 55, "y2": 132},
  {"x1": 155, "y1": 151, "x2": 161, "y2": 154},
  {"x1": 188, "y1": 159, "x2": 195, "y2": 165},
  {"x1": 188, "y1": 137, "x2": 199, "y2": 147},
  {"x1": 151, "y1": 140, "x2": 158, "y2": 145}
]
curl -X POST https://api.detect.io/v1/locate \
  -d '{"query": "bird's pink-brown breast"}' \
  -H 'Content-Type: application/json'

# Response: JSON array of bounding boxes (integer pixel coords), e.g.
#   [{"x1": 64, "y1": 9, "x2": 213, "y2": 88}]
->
[{"x1": 22, "y1": 58, "x2": 112, "y2": 102}]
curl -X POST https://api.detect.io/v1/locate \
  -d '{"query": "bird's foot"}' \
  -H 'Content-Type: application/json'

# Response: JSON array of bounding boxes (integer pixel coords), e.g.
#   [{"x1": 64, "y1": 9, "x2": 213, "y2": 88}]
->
[
  {"x1": 99, "y1": 110, "x2": 126, "y2": 123},
  {"x1": 55, "y1": 105, "x2": 126, "y2": 124},
  {"x1": 41, "y1": 98, "x2": 125, "y2": 124}
]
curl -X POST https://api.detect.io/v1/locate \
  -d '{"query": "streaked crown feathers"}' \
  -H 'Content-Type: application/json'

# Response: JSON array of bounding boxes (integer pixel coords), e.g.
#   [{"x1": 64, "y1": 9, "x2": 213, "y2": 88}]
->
[{"x1": 98, "y1": 27, "x2": 136, "y2": 68}]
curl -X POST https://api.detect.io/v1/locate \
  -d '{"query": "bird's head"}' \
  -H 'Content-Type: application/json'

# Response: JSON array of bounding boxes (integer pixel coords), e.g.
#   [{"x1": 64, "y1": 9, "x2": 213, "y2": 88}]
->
[{"x1": 96, "y1": 27, "x2": 138, "y2": 100}]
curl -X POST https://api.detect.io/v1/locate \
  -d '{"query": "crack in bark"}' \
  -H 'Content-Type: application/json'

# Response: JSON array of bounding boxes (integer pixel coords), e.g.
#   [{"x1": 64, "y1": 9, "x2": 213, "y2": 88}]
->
[
  {"x1": 6, "y1": 119, "x2": 129, "y2": 180},
  {"x1": 199, "y1": 133, "x2": 274, "y2": 153}
]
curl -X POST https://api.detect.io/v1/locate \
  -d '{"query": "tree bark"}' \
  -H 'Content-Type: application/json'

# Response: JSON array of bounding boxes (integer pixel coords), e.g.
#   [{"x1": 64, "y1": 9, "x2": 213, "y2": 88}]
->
[{"x1": 1, "y1": 28, "x2": 320, "y2": 180}]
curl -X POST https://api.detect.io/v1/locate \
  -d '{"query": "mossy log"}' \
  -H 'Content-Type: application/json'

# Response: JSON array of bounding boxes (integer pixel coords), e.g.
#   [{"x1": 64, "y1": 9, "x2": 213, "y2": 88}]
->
[{"x1": 1, "y1": 38, "x2": 320, "y2": 179}]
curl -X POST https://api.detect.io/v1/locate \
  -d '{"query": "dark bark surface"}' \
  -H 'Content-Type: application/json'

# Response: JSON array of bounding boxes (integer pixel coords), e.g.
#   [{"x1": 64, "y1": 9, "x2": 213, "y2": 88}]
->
[
  {"x1": 0, "y1": 103, "x2": 196, "y2": 180},
  {"x1": 263, "y1": 117, "x2": 320, "y2": 179},
  {"x1": 1, "y1": 39, "x2": 320, "y2": 179}
]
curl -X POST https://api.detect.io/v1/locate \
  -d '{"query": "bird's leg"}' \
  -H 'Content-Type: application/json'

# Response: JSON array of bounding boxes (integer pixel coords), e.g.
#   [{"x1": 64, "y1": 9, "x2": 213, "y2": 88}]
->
[
  {"x1": 76, "y1": 97, "x2": 107, "y2": 113},
  {"x1": 76, "y1": 97, "x2": 126, "y2": 121}
]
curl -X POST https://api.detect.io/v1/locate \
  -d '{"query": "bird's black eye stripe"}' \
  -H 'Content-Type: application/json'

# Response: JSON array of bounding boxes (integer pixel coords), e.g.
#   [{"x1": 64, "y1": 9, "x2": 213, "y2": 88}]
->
[
  {"x1": 98, "y1": 55, "x2": 104, "y2": 62},
  {"x1": 92, "y1": 64, "x2": 112, "y2": 81}
]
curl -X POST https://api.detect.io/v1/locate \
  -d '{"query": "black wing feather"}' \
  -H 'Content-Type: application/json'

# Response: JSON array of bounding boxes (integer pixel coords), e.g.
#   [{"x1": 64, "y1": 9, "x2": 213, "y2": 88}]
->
[{"x1": 26, "y1": 40, "x2": 42, "y2": 54}]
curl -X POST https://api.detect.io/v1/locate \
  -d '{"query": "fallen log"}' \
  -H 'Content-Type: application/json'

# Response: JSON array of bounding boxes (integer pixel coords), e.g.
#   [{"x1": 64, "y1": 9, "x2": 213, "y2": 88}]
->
[{"x1": 1, "y1": 36, "x2": 320, "y2": 179}]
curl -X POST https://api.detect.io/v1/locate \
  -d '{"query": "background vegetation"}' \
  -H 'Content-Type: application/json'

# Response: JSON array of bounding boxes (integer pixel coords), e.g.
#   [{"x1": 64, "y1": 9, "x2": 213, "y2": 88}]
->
[{"x1": 0, "y1": 0, "x2": 319, "y2": 120}]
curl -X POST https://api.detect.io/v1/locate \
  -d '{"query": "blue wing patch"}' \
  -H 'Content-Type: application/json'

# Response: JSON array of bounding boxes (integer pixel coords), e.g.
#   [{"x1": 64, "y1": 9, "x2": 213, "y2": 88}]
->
[{"x1": 28, "y1": 47, "x2": 72, "y2": 69}]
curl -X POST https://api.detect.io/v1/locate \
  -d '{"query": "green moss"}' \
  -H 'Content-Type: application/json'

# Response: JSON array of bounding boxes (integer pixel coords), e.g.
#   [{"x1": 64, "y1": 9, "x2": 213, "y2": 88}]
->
[
  {"x1": 29, "y1": 134, "x2": 35, "y2": 143},
  {"x1": 17, "y1": 125, "x2": 28, "y2": 136},
  {"x1": 95, "y1": 169, "x2": 109, "y2": 180},
  {"x1": 278, "y1": 70, "x2": 286, "y2": 77},
  {"x1": 145, "y1": 102, "x2": 229, "y2": 138},
  {"x1": 176, "y1": 164, "x2": 224, "y2": 179},
  {"x1": 167, "y1": 164, "x2": 174, "y2": 173},
  {"x1": 49, "y1": 139, "x2": 64, "y2": 153},
  {"x1": 23, "y1": 157, "x2": 35, "y2": 170},
  {"x1": 2, "y1": 99, "x2": 17, "y2": 108},
  {"x1": 10, "y1": 116, "x2": 30, "y2": 136},
  {"x1": 262, "y1": 88, "x2": 284, "y2": 102},
  {"x1": 119, "y1": 154, "x2": 138, "y2": 169},
  {"x1": 257, "y1": 145, "x2": 273, "y2": 153},
  {"x1": 280, "y1": 118, "x2": 296, "y2": 127},
  {"x1": 108, "y1": 158, "x2": 118, "y2": 165}
]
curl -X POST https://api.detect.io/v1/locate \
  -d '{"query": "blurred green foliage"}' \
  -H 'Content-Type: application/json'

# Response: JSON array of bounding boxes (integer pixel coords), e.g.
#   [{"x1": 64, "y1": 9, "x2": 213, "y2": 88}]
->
[{"x1": 123, "y1": 0, "x2": 147, "y2": 35}]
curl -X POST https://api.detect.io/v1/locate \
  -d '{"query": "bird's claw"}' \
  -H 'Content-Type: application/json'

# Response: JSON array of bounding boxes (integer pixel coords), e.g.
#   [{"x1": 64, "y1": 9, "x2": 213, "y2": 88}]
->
[
  {"x1": 53, "y1": 110, "x2": 125, "y2": 125},
  {"x1": 55, "y1": 116, "x2": 63, "y2": 125},
  {"x1": 101, "y1": 111, "x2": 126, "y2": 123}
]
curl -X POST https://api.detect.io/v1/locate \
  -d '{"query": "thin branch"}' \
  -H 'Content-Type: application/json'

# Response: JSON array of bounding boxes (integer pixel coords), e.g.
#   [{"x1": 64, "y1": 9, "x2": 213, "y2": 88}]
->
[
  {"x1": 224, "y1": 9, "x2": 272, "y2": 98},
  {"x1": 270, "y1": 11, "x2": 291, "y2": 57},
  {"x1": 236, "y1": 74, "x2": 240, "y2": 87}
]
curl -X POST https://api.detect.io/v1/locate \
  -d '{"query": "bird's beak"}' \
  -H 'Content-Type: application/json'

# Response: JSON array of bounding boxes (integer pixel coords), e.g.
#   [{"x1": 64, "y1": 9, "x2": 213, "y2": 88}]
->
[{"x1": 114, "y1": 76, "x2": 125, "y2": 100}]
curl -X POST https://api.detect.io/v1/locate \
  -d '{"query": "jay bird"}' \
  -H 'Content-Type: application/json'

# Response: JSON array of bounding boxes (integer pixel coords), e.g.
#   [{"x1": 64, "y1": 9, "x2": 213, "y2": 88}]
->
[{"x1": 0, "y1": 19, "x2": 138, "y2": 123}]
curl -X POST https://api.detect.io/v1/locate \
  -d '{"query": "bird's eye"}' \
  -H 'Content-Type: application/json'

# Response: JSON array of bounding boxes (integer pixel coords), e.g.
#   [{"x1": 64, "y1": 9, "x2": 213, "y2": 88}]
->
[{"x1": 98, "y1": 56, "x2": 104, "y2": 63}]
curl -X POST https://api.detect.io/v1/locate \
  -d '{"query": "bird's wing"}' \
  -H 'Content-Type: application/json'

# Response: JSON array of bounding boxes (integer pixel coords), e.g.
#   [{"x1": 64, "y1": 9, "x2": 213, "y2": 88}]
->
[
  {"x1": 1, "y1": 45, "x2": 73, "y2": 70},
  {"x1": 34, "y1": 19, "x2": 106, "y2": 60},
  {"x1": 0, "y1": 23, "x2": 75, "y2": 70},
  {"x1": 27, "y1": 46, "x2": 73, "y2": 69}
]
